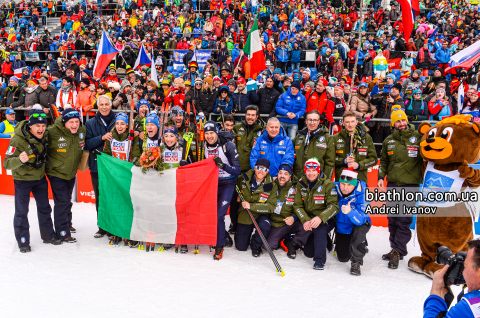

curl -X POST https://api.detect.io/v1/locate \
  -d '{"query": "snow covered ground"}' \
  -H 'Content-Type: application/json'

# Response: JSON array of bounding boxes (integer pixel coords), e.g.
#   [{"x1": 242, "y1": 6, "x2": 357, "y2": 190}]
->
[{"x1": 0, "y1": 194, "x2": 463, "y2": 318}]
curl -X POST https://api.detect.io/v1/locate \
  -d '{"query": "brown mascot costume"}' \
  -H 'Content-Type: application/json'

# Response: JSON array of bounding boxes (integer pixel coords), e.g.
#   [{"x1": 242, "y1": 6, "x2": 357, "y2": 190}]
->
[{"x1": 408, "y1": 115, "x2": 480, "y2": 278}]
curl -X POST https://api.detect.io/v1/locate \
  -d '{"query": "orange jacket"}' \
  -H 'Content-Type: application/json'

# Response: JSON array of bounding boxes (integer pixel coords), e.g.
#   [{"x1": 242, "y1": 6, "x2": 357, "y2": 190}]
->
[{"x1": 76, "y1": 88, "x2": 95, "y2": 116}]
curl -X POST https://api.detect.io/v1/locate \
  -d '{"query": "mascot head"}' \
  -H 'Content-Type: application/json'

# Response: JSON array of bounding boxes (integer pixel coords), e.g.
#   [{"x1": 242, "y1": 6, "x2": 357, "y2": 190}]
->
[{"x1": 418, "y1": 115, "x2": 480, "y2": 165}]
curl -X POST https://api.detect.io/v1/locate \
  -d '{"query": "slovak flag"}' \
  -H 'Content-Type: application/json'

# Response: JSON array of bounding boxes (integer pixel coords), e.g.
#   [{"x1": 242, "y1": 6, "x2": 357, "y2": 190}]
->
[
  {"x1": 445, "y1": 40, "x2": 480, "y2": 74},
  {"x1": 93, "y1": 30, "x2": 119, "y2": 79},
  {"x1": 133, "y1": 45, "x2": 152, "y2": 70},
  {"x1": 13, "y1": 68, "x2": 23, "y2": 77},
  {"x1": 397, "y1": 0, "x2": 418, "y2": 42}
]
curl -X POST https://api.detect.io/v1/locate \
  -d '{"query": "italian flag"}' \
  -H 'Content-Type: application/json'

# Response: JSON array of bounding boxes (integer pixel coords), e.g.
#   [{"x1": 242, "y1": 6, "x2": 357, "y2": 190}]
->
[
  {"x1": 97, "y1": 154, "x2": 218, "y2": 244},
  {"x1": 243, "y1": 14, "x2": 266, "y2": 77}
]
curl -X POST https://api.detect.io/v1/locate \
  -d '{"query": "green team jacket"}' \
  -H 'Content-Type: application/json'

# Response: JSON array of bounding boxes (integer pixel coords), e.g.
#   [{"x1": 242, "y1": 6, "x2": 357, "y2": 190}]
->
[
  {"x1": 269, "y1": 178, "x2": 298, "y2": 228},
  {"x1": 102, "y1": 129, "x2": 129, "y2": 157},
  {"x1": 292, "y1": 126, "x2": 334, "y2": 180},
  {"x1": 236, "y1": 169, "x2": 278, "y2": 225},
  {"x1": 292, "y1": 176, "x2": 339, "y2": 224},
  {"x1": 233, "y1": 120, "x2": 264, "y2": 172},
  {"x1": 46, "y1": 116, "x2": 86, "y2": 180},
  {"x1": 332, "y1": 128, "x2": 377, "y2": 183},
  {"x1": 3, "y1": 120, "x2": 48, "y2": 181},
  {"x1": 378, "y1": 124, "x2": 423, "y2": 185},
  {"x1": 134, "y1": 115, "x2": 146, "y2": 132}
]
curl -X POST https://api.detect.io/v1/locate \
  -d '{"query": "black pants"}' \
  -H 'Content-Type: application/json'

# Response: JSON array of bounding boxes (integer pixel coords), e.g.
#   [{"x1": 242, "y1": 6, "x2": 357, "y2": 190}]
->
[
  {"x1": 14, "y1": 177, "x2": 54, "y2": 247},
  {"x1": 235, "y1": 215, "x2": 271, "y2": 252},
  {"x1": 335, "y1": 223, "x2": 371, "y2": 263},
  {"x1": 303, "y1": 220, "x2": 335, "y2": 264},
  {"x1": 266, "y1": 220, "x2": 312, "y2": 249},
  {"x1": 48, "y1": 175, "x2": 76, "y2": 239},
  {"x1": 229, "y1": 192, "x2": 240, "y2": 230},
  {"x1": 277, "y1": 62, "x2": 287, "y2": 73},
  {"x1": 386, "y1": 183, "x2": 416, "y2": 256},
  {"x1": 372, "y1": 125, "x2": 392, "y2": 157}
]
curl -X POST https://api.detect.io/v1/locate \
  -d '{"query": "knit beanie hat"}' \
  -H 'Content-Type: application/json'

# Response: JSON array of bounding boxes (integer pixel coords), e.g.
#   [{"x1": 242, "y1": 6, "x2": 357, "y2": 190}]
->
[
  {"x1": 340, "y1": 167, "x2": 358, "y2": 187},
  {"x1": 28, "y1": 105, "x2": 47, "y2": 127},
  {"x1": 62, "y1": 107, "x2": 81, "y2": 124},
  {"x1": 164, "y1": 126, "x2": 179, "y2": 136},
  {"x1": 304, "y1": 157, "x2": 321, "y2": 174},
  {"x1": 115, "y1": 112, "x2": 129, "y2": 125},
  {"x1": 391, "y1": 105, "x2": 408, "y2": 127},
  {"x1": 145, "y1": 113, "x2": 160, "y2": 128}
]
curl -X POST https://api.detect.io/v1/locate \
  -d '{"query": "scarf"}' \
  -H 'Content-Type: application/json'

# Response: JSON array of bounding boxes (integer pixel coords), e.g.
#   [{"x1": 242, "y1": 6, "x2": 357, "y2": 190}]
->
[
  {"x1": 99, "y1": 111, "x2": 115, "y2": 128},
  {"x1": 60, "y1": 84, "x2": 74, "y2": 109},
  {"x1": 26, "y1": 85, "x2": 38, "y2": 94}
]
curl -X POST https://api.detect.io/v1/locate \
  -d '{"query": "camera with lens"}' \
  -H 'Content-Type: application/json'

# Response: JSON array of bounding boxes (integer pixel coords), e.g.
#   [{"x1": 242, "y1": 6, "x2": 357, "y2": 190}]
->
[{"x1": 435, "y1": 246, "x2": 468, "y2": 286}]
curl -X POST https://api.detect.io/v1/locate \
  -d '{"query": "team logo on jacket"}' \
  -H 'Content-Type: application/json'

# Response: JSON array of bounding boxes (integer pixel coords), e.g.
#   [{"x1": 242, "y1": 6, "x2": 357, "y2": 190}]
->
[
  {"x1": 410, "y1": 137, "x2": 417, "y2": 143},
  {"x1": 317, "y1": 186, "x2": 323, "y2": 192},
  {"x1": 337, "y1": 139, "x2": 343, "y2": 143},
  {"x1": 60, "y1": 231, "x2": 66, "y2": 236},
  {"x1": 21, "y1": 237, "x2": 26, "y2": 243},
  {"x1": 288, "y1": 187, "x2": 296, "y2": 195},
  {"x1": 279, "y1": 140, "x2": 284, "y2": 145},
  {"x1": 112, "y1": 142, "x2": 126, "y2": 151},
  {"x1": 319, "y1": 136, "x2": 325, "y2": 142},
  {"x1": 79, "y1": 133, "x2": 84, "y2": 139},
  {"x1": 58, "y1": 137, "x2": 66, "y2": 142},
  {"x1": 164, "y1": 152, "x2": 180, "y2": 162}
]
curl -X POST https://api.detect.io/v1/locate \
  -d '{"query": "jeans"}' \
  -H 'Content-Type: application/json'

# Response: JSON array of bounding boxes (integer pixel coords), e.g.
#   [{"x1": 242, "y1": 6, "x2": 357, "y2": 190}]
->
[
  {"x1": 280, "y1": 121, "x2": 298, "y2": 140},
  {"x1": 291, "y1": 62, "x2": 300, "y2": 71}
]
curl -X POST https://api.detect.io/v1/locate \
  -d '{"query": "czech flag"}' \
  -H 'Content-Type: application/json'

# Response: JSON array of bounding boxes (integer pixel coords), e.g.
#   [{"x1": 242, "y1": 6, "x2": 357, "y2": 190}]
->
[
  {"x1": 397, "y1": 0, "x2": 418, "y2": 41},
  {"x1": 93, "y1": 30, "x2": 119, "y2": 79},
  {"x1": 133, "y1": 44, "x2": 152, "y2": 70},
  {"x1": 445, "y1": 40, "x2": 480, "y2": 74}
]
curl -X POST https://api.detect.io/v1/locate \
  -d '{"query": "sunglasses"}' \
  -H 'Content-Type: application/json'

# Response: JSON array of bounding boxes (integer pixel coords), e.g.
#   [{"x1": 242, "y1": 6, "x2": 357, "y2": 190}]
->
[
  {"x1": 31, "y1": 113, "x2": 47, "y2": 118},
  {"x1": 305, "y1": 163, "x2": 319, "y2": 169},
  {"x1": 341, "y1": 176, "x2": 355, "y2": 181},
  {"x1": 65, "y1": 111, "x2": 80, "y2": 117},
  {"x1": 255, "y1": 166, "x2": 269, "y2": 172}
]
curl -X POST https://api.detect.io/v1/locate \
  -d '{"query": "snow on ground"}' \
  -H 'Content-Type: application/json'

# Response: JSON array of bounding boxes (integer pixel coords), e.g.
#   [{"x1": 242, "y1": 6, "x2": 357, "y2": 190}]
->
[{"x1": 0, "y1": 194, "x2": 463, "y2": 317}]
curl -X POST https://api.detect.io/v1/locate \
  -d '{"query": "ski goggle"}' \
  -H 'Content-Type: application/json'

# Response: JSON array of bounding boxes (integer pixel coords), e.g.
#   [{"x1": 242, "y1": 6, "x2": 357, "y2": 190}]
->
[
  {"x1": 30, "y1": 113, "x2": 47, "y2": 118},
  {"x1": 255, "y1": 165, "x2": 269, "y2": 172},
  {"x1": 65, "y1": 111, "x2": 80, "y2": 117},
  {"x1": 340, "y1": 175, "x2": 355, "y2": 182},
  {"x1": 305, "y1": 163, "x2": 319, "y2": 170},
  {"x1": 171, "y1": 109, "x2": 184, "y2": 115}
]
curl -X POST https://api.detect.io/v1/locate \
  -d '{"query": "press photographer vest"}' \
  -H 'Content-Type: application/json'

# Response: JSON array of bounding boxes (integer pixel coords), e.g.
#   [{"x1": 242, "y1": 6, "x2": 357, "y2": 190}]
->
[{"x1": 111, "y1": 138, "x2": 130, "y2": 161}]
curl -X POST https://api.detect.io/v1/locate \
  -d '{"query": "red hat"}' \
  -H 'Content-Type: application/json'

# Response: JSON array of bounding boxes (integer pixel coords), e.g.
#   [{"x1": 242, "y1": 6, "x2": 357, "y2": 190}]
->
[
  {"x1": 473, "y1": 91, "x2": 480, "y2": 96},
  {"x1": 319, "y1": 78, "x2": 328, "y2": 86},
  {"x1": 237, "y1": 77, "x2": 246, "y2": 85},
  {"x1": 335, "y1": 83, "x2": 344, "y2": 90},
  {"x1": 304, "y1": 158, "x2": 321, "y2": 174}
]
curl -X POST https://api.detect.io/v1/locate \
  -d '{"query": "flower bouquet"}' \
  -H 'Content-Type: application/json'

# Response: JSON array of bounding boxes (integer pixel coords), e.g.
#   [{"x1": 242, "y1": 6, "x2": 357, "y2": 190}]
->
[{"x1": 138, "y1": 146, "x2": 165, "y2": 174}]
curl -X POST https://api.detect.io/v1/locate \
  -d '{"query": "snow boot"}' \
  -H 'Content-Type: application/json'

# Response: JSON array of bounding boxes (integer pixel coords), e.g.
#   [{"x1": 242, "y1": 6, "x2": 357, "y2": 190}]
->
[
  {"x1": 19, "y1": 245, "x2": 31, "y2": 253},
  {"x1": 284, "y1": 238, "x2": 297, "y2": 259},
  {"x1": 129, "y1": 241, "x2": 139, "y2": 248},
  {"x1": 382, "y1": 249, "x2": 403, "y2": 261},
  {"x1": 94, "y1": 229, "x2": 107, "y2": 238},
  {"x1": 43, "y1": 237, "x2": 63, "y2": 245},
  {"x1": 350, "y1": 261, "x2": 361, "y2": 276},
  {"x1": 69, "y1": 226, "x2": 76, "y2": 233},
  {"x1": 313, "y1": 262, "x2": 324, "y2": 270},
  {"x1": 228, "y1": 224, "x2": 236, "y2": 235},
  {"x1": 388, "y1": 250, "x2": 401, "y2": 269},
  {"x1": 180, "y1": 245, "x2": 188, "y2": 254},
  {"x1": 163, "y1": 244, "x2": 175, "y2": 251},
  {"x1": 225, "y1": 234, "x2": 233, "y2": 247},
  {"x1": 213, "y1": 245, "x2": 224, "y2": 260},
  {"x1": 63, "y1": 237, "x2": 77, "y2": 243}
]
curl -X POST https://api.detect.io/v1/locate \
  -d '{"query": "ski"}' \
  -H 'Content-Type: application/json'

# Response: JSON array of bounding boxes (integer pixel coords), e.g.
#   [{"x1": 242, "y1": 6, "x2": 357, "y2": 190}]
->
[
  {"x1": 175, "y1": 244, "x2": 179, "y2": 253},
  {"x1": 158, "y1": 244, "x2": 164, "y2": 252},
  {"x1": 194, "y1": 245, "x2": 200, "y2": 254}
]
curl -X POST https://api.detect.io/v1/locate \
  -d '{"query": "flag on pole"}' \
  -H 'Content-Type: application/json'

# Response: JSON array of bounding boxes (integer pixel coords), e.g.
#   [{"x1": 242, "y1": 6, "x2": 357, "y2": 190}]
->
[
  {"x1": 412, "y1": 0, "x2": 420, "y2": 13},
  {"x1": 445, "y1": 40, "x2": 480, "y2": 74},
  {"x1": 133, "y1": 44, "x2": 152, "y2": 70},
  {"x1": 150, "y1": 49, "x2": 159, "y2": 86},
  {"x1": 13, "y1": 68, "x2": 23, "y2": 77},
  {"x1": 97, "y1": 154, "x2": 218, "y2": 245},
  {"x1": 93, "y1": 30, "x2": 119, "y2": 79},
  {"x1": 397, "y1": 0, "x2": 415, "y2": 41},
  {"x1": 243, "y1": 14, "x2": 266, "y2": 76}
]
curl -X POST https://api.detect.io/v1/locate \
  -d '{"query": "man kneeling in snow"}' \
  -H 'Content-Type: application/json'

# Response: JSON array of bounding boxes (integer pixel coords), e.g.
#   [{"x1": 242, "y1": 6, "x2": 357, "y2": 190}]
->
[{"x1": 334, "y1": 167, "x2": 371, "y2": 276}]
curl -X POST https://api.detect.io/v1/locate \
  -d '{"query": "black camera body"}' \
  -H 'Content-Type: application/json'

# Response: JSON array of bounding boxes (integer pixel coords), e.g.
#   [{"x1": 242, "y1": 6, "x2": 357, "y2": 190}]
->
[{"x1": 435, "y1": 246, "x2": 468, "y2": 286}]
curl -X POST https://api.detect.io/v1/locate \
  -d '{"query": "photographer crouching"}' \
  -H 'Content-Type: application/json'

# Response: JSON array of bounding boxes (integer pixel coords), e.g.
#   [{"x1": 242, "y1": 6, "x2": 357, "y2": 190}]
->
[{"x1": 424, "y1": 241, "x2": 480, "y2": 318}]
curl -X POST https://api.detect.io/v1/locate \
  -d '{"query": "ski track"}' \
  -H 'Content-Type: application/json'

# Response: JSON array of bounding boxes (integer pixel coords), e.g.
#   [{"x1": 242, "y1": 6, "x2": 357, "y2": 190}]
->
[{"x1": 0, "y1": 194, "x2": 464, "y2": 317}]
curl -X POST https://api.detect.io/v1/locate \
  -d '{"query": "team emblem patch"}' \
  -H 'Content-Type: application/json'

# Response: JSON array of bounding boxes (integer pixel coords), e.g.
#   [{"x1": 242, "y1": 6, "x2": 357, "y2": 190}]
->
[
  {"x1": 279, "y1": 140, "x2": 284, "y2": 145},
  {"x1": 21, "y1": 237, "x2": 26, "y2": 243},
  {"x1": 79, "y1": 133, "x2": 84, "y2": 139},
  {"x1": 60, "y1": 231, "x2": 66, "y2": 236},
  {"x1": 6, "y1": 146, "x2": 15, "y2": 155},
  {"x1": 410, "y1": 137, "x2": 417, "y2": 143},
  {"x1": 319, "y1": 136, "x2": 325, "y2": 142},
  {"x1": 317, "y1": 186, "x2": 323, "y2": 192}
]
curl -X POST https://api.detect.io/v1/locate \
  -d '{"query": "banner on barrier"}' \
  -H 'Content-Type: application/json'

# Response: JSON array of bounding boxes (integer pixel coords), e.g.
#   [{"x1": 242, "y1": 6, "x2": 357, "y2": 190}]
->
[{"x1": 173, "y1": 50, "x2": 212, "y2": 70}]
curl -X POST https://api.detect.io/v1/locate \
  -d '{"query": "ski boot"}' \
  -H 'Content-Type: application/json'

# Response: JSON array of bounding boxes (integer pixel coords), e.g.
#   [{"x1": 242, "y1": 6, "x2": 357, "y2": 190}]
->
[
  {"x1": 19, "y1": 245, "x2": 31, "y2": 253},
  {"x1": 180, "y1": 245, "x2": 188, "y2": 254},
  {"x1": 213, "y1": 245, "x2": 224, "y2": 260}
]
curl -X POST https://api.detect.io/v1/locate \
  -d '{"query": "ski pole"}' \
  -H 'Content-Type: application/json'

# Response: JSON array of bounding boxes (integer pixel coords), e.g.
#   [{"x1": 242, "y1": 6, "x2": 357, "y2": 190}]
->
[{"x1": 235, "y1": 185, "x2": 285, "y2": 277}]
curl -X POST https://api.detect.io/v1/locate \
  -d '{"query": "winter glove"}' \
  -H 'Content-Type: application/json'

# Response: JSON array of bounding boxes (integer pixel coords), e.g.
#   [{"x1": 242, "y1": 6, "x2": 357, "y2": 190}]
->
[
  {"x1": 408, "y1": 115, "x2": 416, "y2": 121},
  {"x1": 179, "y1": 160, "x2": 188, "y2": 167},
  {"x1": 213, "y1": 156, "x2": 225, "y2": 169},
  {"x1": 433, "y1": 115, "x2": 439, "y2": 121}
]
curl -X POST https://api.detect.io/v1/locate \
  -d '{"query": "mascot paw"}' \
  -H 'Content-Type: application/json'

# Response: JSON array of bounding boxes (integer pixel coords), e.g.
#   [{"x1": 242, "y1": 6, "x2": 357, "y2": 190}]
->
[
  {"x1": 458, "y1": 160, "x2": 474, "y2": 179},
  {"x1": 424, "y1": 262, "x2": 444, "y2": 279},
  {"x1": 408, "y1": 256, "x2": 429, "y2": 274}
]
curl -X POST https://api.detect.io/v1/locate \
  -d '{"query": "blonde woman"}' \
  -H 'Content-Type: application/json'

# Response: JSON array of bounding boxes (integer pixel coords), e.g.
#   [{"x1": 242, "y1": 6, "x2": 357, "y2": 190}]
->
[{"x1": 164, "y1": 77, "x2": 186, "y2": 110}]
